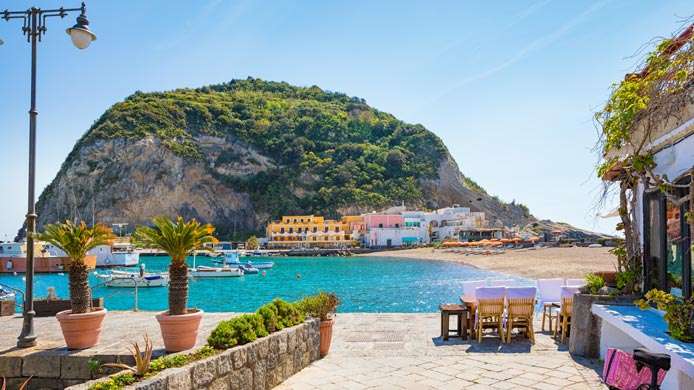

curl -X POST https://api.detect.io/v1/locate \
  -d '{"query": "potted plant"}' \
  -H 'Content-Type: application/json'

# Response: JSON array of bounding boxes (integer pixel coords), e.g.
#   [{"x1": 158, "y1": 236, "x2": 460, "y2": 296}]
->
[
  {"x1": 297, "y1": 292, "x2": 340, "y2": 356},
  {"x1": 132, "y1": 216, "x2": 217, "y2": 352},
  {"x1": 636, "y1": 289, "x2": 694, "y2": 342},
  {"x1": 38, "y1": 221, "x2": 114, "y2": 349}
]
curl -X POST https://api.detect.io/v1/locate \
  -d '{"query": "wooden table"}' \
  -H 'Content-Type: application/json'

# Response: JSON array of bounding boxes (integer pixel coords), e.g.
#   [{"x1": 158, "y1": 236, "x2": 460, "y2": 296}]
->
[{"x1": 440, "y1": 303, "x2": 468, "y2": 340}]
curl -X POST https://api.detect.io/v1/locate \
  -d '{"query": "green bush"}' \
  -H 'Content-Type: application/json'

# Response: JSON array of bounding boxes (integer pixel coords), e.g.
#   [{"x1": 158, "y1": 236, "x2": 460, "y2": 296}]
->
[
  {"x1": 273, "y1": 299, "x2": 305, "y2": 328},
  {"x1": 207, "y1": 313, "x2": 267, "y2": 349},
  {"x1": 585, "y1": 274, "x2": 605, "y2": 295},
  {"x1": 296, "y1": 292, "x2": 340, "y2": 321},
  {"x1": 257, "y1": 303, "x2": 280, "y2": 332},
  {"x1": 89, "y1": 373, "x2": 136, "y2": 390}
]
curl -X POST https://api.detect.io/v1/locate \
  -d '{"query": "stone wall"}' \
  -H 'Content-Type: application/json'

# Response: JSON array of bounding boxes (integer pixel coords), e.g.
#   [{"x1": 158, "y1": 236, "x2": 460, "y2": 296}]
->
[
  {"x1": 569, "y1": 294, "x2": 637, "y2": 358},
  {"x1": 69, "y1": 318, "x2": 320, "y2": 390}
]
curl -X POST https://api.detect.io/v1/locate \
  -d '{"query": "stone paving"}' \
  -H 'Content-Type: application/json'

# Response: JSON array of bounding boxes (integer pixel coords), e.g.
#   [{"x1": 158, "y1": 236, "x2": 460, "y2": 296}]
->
[{"x1": 276, "y1": 314, "x2": 607, "y2": 390}]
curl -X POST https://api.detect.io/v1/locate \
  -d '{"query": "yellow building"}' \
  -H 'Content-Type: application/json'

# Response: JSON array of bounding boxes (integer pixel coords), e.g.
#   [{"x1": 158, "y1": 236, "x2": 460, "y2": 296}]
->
[{"x1": 265, "y1": 215, "x2": 359, "y2": 248}]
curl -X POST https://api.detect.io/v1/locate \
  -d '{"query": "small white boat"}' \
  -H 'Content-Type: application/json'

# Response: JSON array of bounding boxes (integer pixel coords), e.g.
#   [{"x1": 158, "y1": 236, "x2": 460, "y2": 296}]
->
[
  {"x1": 189, "y1": 265, "x2": 243, "y2": 278},
  {"x1": 96, "y1": 265, "x2": 169, "y2": 287}
]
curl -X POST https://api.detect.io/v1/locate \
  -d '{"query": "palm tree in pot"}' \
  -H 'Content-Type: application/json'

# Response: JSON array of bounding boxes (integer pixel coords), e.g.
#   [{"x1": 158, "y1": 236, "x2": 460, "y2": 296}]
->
[
  {"x1": 38, "y1": 221, "x2": 114, "y2": 349},
  {"x1": 132, "y1": 216, "x2": 217, "y2": 352}
]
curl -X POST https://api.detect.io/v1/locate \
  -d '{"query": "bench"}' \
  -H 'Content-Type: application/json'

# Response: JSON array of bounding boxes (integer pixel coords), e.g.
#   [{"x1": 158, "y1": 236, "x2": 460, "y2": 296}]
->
[{"x1": 592, "y1": 304, "x2": 694, "y2": 390}]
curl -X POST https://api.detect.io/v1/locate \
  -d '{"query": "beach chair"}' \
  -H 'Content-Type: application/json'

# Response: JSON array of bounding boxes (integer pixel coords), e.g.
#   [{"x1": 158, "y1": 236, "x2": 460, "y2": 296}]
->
[
  {"x1": 475, "y1": 287, "x2": 507, "y2": 343},
  {"x1": 554, "y1": 286, "x2": 580, "y2": 343},
  {"x1": 565, "y1": 278, "x2": 586, "y2": 287},
  {"x1": 505, "y1": 287, "x2": 537, "y2": 343},
  {"x1": 536, "y1": 278, "x2": 563, "y2": 332},
  {"x1": 488, "y1": 279, "x2": 514, "y2": 287}
]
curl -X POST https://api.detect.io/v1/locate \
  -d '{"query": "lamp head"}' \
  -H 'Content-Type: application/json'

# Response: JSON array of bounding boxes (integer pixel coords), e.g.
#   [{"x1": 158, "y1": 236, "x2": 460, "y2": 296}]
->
[{"x1": 66, "y1": 6, "x2": 96, "y2": 49}]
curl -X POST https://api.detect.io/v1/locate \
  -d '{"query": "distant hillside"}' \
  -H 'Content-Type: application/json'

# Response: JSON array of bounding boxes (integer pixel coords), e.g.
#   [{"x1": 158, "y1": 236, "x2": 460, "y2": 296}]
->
[{"x1": 26, "y1": 78, "x2": 575, "y2": 239}]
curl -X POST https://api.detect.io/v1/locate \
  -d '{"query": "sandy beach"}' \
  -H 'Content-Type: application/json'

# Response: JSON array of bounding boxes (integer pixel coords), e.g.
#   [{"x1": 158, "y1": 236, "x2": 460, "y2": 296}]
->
[{"x1": 357, "y1": 246, "x2": 617, "y2": 279}]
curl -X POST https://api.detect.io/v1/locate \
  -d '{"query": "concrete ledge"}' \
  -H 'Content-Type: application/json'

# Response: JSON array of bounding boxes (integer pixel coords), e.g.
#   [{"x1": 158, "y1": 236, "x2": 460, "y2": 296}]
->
[{"x1": 69, "y1": 318, "x2": 320, "y2": 390}]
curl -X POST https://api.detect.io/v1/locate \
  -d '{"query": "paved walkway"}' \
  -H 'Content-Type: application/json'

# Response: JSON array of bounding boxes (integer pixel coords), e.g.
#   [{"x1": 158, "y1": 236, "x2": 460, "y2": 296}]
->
[{"x1": 276, "y1": 314, "x2": 606, "y2": 390}]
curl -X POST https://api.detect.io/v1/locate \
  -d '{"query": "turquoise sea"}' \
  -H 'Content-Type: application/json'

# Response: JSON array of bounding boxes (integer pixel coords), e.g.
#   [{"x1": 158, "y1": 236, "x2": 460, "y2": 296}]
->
[{"x1": 0, "y1": 256, "x2": 532, "y2": 313}]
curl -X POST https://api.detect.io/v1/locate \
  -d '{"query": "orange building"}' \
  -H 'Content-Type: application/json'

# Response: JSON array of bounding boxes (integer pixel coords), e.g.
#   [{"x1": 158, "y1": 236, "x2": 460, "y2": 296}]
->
[{"x1": 265, "y1": 215, "x2": 360, "y2": 248}]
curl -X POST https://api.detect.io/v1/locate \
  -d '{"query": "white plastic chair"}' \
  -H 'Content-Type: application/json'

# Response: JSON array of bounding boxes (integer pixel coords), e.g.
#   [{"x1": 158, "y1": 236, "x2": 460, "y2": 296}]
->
[
  {"x1": 461, "y1": 280, "x2": 486, "y2": 303},
  {"x1": 565, "y1": 278, "x2": 586, "y2": 287},
  {"x1": 488, "y1": 279, "x2": 514, "y2": 287},
  {"x1": 537, "y1": 278, "x2": 564, "y2": 331}
]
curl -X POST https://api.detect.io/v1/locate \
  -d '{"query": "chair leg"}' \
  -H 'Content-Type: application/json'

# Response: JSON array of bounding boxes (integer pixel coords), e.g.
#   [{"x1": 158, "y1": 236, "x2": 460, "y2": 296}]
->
[
  {"x1": 561, "y1": 316, "x2": 568, "y2": 343},
  {"x1": 528, "y1": 319, "x2": 535, "y2": 344},
  {"x1": 499, "y1": 317, "x2": 505, "y2": 343},
  {"x1": 506, "y1": 318, "x2": 512, "y2": 343},
  {"x1": 477, "y1": 320, "x2": 482, "y2": 343},
  {"x1": 541, "y1": 306, "x2": 546, "y2": 331},
  {"x1": 554, "y1": 314, "x2": 560, "y2": 339}
]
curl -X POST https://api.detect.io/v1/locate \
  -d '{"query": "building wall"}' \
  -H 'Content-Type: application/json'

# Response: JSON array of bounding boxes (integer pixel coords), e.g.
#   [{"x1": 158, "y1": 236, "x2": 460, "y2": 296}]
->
[
  {"x1": 266, "y1": 215, "x2": 356, "y2": 248},
  {"x1": 363, "y1": 214, "x2": 404, "y2": 229}
]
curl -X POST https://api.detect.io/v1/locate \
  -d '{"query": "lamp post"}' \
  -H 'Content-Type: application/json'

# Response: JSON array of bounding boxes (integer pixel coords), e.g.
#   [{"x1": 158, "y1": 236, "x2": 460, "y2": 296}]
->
[{"x1": 2, "y1": 2, "x2": 96, "y2": 348}]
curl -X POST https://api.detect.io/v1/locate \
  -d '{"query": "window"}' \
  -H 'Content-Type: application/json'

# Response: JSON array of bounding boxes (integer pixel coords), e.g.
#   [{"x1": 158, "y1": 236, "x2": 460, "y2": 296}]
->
[
  {"x1": 289, "y1": 228, "x2": 293, "y2": 233},
  {"x1": 335, "y1": 226, "x2": 339, "y2": 232},
  {"x1": 324, "y1": 226, "x2": 328, "y2": 232},
  {"x1": 378, "y1": 223, "x2": 383, "y2": 228},
  {"x1": 313, "y1": 227, "x2": 317, "y2": 233},
  {"x1": 644, "y1": 176, "x2": 691, "y2": 299},
  {"x1": 395, "y1": 223, "x2": 400, "y2": 228},
  {"x1": 280, "y1": 227, "x2": 285, "y2": 233}
]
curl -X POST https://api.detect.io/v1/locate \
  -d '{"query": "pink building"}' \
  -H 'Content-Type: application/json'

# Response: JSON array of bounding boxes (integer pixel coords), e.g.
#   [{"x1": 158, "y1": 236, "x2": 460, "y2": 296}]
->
[{"x1": 363, "y1": 214, "x2": 404, "y2": 229}]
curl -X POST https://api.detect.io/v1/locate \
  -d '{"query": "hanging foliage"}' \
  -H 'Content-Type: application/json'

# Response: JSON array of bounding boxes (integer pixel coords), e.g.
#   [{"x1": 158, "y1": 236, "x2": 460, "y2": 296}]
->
[{"x1": 595, "y1": 25, "x2": 694, "y2": 293}]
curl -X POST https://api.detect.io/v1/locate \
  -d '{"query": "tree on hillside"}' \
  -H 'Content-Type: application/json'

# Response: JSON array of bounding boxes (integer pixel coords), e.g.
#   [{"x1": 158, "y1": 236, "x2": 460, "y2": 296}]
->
[{"x1": 245, "y1": 235, "x2": 260, "y2": 250}]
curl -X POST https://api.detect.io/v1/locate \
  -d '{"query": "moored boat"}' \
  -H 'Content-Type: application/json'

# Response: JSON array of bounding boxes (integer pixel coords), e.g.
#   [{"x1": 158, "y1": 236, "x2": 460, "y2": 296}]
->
[
  {"x1": 95, "y1": 265, "x2": 169, "y2": 287},
  {"x1": 189, "y1": 265, "x2": 243, "y2": 278}
]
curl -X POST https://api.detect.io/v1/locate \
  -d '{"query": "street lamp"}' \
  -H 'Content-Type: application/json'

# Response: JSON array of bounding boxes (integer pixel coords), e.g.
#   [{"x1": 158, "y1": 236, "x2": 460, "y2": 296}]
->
[{"x1": 2, "y1": 2, "x2": 96, "y2": 348}]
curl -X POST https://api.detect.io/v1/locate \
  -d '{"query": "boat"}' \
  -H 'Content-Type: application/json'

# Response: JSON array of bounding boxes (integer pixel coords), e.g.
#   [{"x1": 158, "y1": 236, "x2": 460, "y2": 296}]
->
[
  {"x1": 220, "y1": 253, "x2": 274, "y2": 270},
  {"x1": 239, "y1": 264, "x2": 259, "y2": 274},
  {"x1": 189, "y1": 265, "x2": 243, "y2": 278},
  {"x1": 95, "y1": 265, "x2": 169, "y2": 287},
  {"x1": 90, "y1": 243, "x2": 140, "y2": 267}
]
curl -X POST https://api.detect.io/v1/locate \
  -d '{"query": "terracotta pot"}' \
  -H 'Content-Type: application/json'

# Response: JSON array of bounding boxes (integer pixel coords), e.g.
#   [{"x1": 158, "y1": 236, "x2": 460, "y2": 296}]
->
[
  {"x1": 56, "y1": 307, "x2": 107, "y2": 349},
  {"x1": 156, "y1": 309, "x2": 203, "y2": 352},
  {"x1": 319, "y1": 318, "x2": 334, "y2": 357}
]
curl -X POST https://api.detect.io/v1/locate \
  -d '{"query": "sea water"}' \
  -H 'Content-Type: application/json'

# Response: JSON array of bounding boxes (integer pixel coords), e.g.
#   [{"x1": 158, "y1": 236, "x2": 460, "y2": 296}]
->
[{"x1": 0, "y1": 256, "x2": 532, "y2": 312}]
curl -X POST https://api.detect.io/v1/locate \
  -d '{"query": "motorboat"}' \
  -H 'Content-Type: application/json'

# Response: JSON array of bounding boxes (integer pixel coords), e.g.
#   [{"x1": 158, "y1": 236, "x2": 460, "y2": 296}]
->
[
  {"x1": 189, "y1": 265, "x2": 243, "y2": 278},
  {"x1": 239, "y1": 264, "x2": 259, "y2": 274},
  {"x1": 219, "y1": 253, "x2": 273, "y2": 270},
  {"x1": 95, "y1": 265, "x2": 168, "y2": 287}
]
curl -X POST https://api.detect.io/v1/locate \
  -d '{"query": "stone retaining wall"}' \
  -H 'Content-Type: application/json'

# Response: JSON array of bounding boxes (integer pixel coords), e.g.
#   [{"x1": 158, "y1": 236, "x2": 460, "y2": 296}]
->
[
  {"x1": 569, "y1": 293, "x2": 638, "y2": 358},
  {"x1": 69, "y1": 318, "x2": 320, "y2": 390}
]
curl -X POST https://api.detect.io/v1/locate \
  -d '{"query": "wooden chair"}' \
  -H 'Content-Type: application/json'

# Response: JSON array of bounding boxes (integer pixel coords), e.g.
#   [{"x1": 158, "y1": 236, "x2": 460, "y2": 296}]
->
[
  {"x1": 536, "y1": 278, "x2": 563, "y2": 332},
  {"x1": 505, "y1": 287, "x2": 537, "y2": 343},
  {"x1": 475, "y1": 287, "x2": 506, "y2": 343},
  {"x1": 554, "y1": 286, "x2": 580, "y2": 343}
]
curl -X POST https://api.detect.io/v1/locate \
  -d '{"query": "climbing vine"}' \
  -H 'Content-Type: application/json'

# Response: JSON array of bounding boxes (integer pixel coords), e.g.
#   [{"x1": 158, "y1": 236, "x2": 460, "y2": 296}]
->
[{"x1": 595, "y1": 25, "x2": 694, "y2": 292}]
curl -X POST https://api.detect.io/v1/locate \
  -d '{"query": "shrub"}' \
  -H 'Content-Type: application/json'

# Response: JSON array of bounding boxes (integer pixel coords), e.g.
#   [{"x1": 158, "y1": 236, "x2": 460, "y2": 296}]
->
[
  {"x1": 257, "y1": 303, "x2": 280, "y2": 333},
  {"x1": 273, "y1": 299, "x2": 305, "y2": 328},
  {"x1": 90, "y1": 373, "x2": 136, "y2": 390},
  {"x1": 207, "y1": 313, "x2": 267, "y2": 349},
  {"x1": 296, "y1": 292, "x2": 340, "y2": 321},
  {"x1": 585, "y1": 274, "x2": 605, "y2": 295}
]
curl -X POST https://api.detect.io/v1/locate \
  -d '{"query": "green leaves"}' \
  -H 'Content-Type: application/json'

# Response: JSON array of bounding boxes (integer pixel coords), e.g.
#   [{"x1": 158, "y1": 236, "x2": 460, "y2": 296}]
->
[
  {"x1": 131, "y1": 216, "x2": 217, "y2": 264},
  {"x1": 38, "y1": 221, "x2": 115, "y2": 266}
]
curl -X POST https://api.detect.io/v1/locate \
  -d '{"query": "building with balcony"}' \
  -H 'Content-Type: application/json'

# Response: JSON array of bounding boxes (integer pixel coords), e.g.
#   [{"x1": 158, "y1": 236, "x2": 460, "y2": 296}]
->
[{"x1": 265, "y1": 215, "x2": 358, "y2": 248}]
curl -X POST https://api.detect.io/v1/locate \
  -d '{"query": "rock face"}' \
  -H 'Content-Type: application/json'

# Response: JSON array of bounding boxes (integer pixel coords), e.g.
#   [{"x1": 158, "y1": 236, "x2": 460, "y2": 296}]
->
[{"x1": 29, "y1": 78, "x2": 538, "y2": 239}]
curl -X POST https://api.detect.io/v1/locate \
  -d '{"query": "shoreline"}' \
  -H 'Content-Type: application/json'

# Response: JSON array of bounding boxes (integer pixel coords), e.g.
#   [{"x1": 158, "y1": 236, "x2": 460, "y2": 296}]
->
[{"x1": 356, "y1": 246, "x2": 616, "y2": 279}]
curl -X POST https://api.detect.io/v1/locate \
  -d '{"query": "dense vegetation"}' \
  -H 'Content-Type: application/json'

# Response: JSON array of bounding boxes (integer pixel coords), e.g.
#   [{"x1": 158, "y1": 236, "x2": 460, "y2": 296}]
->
[{"x1": 73, "y1": 78, "x2": 451, "y2": 217}]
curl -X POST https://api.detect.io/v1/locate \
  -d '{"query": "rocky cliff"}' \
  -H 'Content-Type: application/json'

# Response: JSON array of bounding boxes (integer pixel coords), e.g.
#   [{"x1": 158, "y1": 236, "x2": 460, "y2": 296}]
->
[{"x1": 29, "y1": 78, "x2": 543, "y2": 239}]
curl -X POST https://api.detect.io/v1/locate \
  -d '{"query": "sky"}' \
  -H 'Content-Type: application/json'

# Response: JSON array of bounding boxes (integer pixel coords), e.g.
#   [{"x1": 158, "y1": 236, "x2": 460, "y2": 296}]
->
[{"x1": 0, "y1": 0, "x2": 692, "y2": 240}]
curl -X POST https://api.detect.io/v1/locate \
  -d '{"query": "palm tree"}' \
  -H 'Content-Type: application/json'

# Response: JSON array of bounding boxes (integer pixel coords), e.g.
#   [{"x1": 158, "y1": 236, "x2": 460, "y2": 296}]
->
[
  {"x1": 132, "y1": 217, "x2": 217, "y2": 315},
  {"x1": 38, "y1": 221, "x2": 114, "y2": 314}
]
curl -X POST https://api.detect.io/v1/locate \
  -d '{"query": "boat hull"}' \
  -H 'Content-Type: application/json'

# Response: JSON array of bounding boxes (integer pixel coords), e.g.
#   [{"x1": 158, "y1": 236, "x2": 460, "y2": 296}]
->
[{"x1": 190, "y1": 267, "x2": 243, "y2": 278}]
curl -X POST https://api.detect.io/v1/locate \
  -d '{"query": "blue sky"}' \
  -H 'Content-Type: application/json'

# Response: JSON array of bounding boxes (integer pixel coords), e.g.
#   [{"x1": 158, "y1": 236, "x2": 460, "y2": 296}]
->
[{"x1": 0, "y1": 0, "x2": 692, "y2": 239}]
